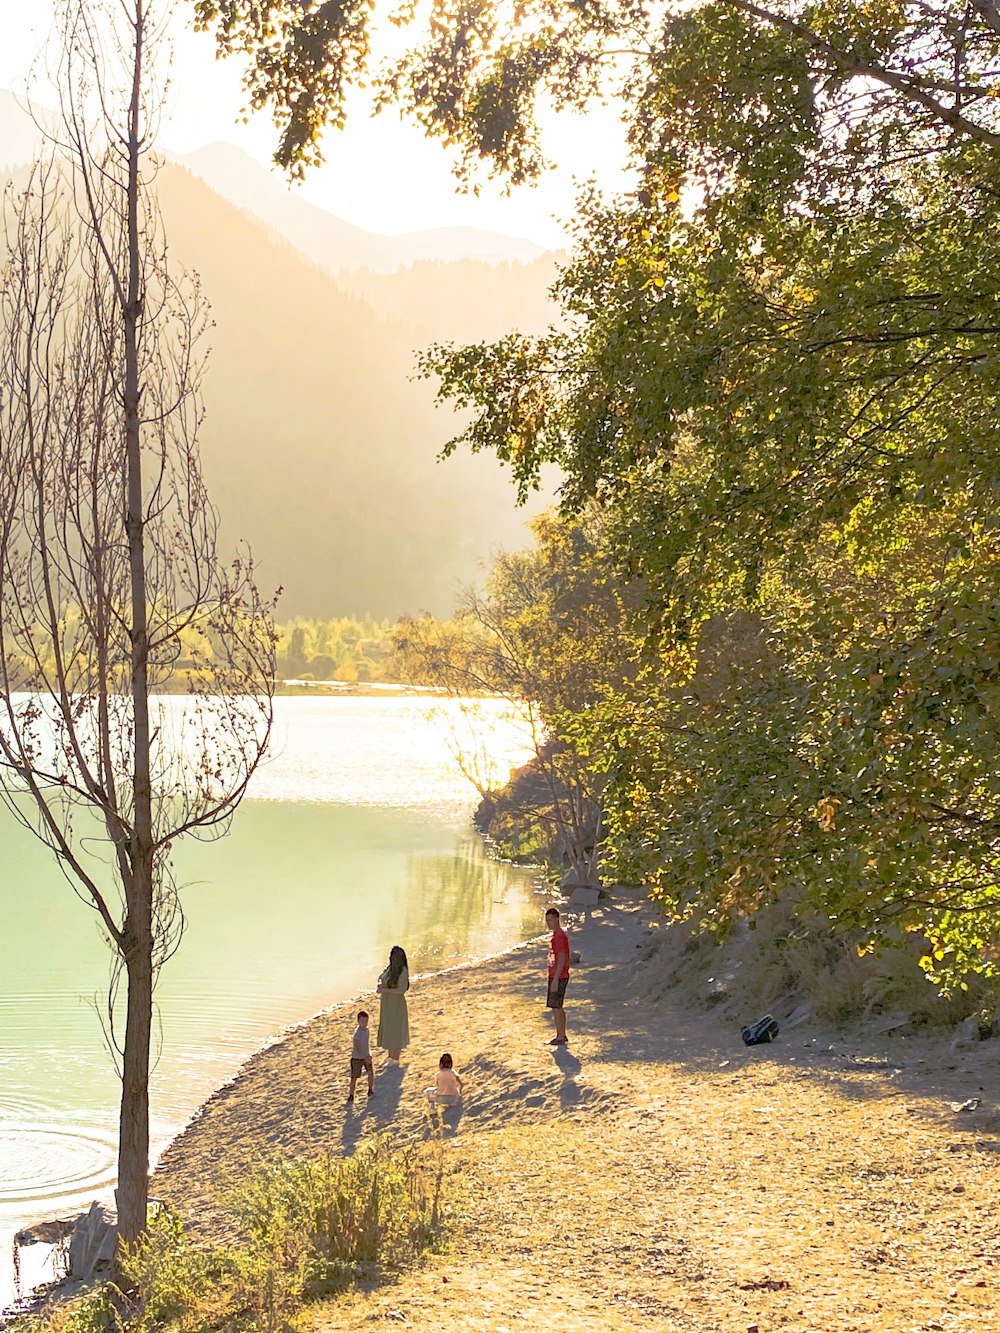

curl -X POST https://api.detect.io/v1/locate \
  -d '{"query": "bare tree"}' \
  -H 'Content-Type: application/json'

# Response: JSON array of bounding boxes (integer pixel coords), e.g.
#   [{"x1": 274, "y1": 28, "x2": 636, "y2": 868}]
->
[
  {"x1": 393, "y1": 512, "x2": 637, "y2": 888},
  {"x1": 0, "y1": 0, "x2": 275, "y2": 1257}
]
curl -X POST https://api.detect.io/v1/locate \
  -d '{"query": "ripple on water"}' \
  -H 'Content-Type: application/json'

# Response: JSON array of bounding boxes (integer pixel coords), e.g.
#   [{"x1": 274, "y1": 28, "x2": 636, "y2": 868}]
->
[
  {"x1": 0, "y1": 1124, "x2": 117, "y2": 1205},
  {"x1": 157, "y1": 991, "x2": 308, "y2": 1047}
]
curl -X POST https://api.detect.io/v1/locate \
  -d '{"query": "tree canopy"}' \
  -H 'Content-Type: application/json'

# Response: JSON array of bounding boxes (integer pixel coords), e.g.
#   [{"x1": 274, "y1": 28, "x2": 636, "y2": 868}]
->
[
  {"x1": 428, "y1": 4, "x2": 998, "y2": 992},
  {"x1": 197, "y1": 1, "x2": 1000, "y2": 993},
  {"x1": 192, "y1": 2, "x2": 1000, "y2": 178}
]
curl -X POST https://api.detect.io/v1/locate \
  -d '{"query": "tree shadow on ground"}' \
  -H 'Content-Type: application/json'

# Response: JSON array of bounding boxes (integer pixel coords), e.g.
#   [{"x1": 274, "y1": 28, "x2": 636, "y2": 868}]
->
[{"x1": 570, "y1": 945, "x2": 1000, "y2": 1146}]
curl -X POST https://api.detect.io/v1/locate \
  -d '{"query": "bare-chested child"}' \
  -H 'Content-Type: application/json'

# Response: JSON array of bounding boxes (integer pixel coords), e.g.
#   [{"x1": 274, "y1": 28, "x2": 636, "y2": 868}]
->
[{"x1": 426, "y1": 1052, "x2": 464, "y2": 1107}]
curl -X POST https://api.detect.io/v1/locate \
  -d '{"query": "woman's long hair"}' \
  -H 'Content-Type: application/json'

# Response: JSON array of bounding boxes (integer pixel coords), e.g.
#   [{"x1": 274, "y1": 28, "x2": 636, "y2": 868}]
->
[{"x1": 386, "y1": 944, "x2": 408, "y2": 987}]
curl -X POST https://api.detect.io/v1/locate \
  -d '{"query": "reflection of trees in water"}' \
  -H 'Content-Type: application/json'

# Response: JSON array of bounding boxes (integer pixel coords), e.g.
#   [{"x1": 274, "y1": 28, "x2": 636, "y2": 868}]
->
[{"x1": 401, "y1": 837, "x2": 531, "y2": 964}]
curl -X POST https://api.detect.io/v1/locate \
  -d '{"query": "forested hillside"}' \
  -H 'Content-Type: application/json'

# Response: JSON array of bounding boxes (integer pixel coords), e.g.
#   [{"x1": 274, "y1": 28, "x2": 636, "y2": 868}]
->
[
  {"x1": 152, "y1": 165, "x2": 555, "y2": 617},
  {"x1": 0, "y1": 94, "x2": 557, "y2": 619},
  {"x1": 340, "y1": 256, "x2": 560, "y2": 346}
]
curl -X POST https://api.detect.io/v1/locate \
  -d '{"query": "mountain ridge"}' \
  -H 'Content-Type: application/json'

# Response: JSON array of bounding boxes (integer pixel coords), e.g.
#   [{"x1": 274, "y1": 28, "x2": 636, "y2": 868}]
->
[
  {"x1": 0, "y1": 98, "x2": 558, "y2": 617},
  {"x1": 0, "y1": 90, "x2": 550, "y2": 274},
  {"x1": 176, "y1": 140, "x2": 548, "y2": 272}
]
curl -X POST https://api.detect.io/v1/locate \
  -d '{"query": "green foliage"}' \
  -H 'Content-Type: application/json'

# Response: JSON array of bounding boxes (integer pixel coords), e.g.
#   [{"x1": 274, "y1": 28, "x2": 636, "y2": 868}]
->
[
  {"x1": 197, "y1": 1, "x2": 1000, "y2": 990},
  {"x1": 407, "y1": 4, "x2": 1000, "y2": 993},
  {"x1": 191, "y1": 0, "x2": 372, "y2": 178},
  {"x1": 191, "y1": 2, "x2": 1000, "y2": 195},
  {"x1": 589, "y1": 522, "x2": 999, "y2": 993},
  {"x1": 395, "y1": 508, "x2": 650, "y2": 712},
  {"x1": 231, "y1": 1137, "x2": 445, "y2": 1300},
  {"x1": 116, "y1": 1210, "x2": 231, "y2": 1332},
  {"x1": 22, "y1": 1141, "x2": 446, "y2": 1333},
  {"x1": 275, "y1": 616, "x2": 398, "y2": 683},
  {"x1": 657, "y1": 895, "x2": 984, "y2": 1025},
  {"x1": 394, "y1": 509, "x2": 655, "y2": 880}
]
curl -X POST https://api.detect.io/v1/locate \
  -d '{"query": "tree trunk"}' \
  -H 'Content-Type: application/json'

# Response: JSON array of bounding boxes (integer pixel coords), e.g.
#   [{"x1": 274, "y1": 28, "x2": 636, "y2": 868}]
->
[
  {"x1": 116, "y1": 893, "x2": 153, "y2": 1248},
  {"x1": 116, "y1": 0, "x2": 154, "y2": 1262}
]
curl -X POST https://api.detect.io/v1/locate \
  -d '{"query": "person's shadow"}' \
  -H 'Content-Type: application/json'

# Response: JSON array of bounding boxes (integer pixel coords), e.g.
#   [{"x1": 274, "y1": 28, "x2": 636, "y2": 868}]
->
[
  {"x1": 341, "y1": 1060, "x2": 406, "y2": 1150},
  {"x1": 552, "y1": 1044, "x2": 584, "y2": 1109},
  {"x1": 552, "y1": 1045, "x2": 582, "y2": 1076},
  {"x1": 429, "y1": 1101, "x2": 465, "y2": 1136}
]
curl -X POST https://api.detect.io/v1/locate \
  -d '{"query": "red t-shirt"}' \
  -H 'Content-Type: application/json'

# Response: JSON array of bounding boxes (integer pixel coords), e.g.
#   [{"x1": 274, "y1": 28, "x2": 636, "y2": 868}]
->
[{"x1": 548, "y1": 926, "x2": 570, "y2": 981}]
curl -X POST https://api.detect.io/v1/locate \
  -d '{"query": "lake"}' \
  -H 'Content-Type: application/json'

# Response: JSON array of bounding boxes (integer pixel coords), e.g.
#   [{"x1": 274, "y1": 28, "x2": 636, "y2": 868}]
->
[{"x1": 0, "y1": 694, "x2": 539, "y2": 1308}]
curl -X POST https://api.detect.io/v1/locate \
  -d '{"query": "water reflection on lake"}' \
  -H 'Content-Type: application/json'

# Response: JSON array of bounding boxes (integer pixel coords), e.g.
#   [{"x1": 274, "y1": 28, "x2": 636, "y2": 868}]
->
[{"x1": 0, "y1": 695, "x2": 539, "y2": 1308}]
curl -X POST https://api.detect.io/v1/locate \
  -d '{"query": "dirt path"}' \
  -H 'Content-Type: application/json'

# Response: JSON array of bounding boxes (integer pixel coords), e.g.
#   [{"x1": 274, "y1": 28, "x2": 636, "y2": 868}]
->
[{"x1": 154, "y1": 896, "x2": 1000, "y2": 1331}]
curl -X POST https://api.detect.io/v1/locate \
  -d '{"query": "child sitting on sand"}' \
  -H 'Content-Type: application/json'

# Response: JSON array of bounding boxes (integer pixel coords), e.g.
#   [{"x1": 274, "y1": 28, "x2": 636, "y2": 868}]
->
[
  {"x1": 426, "y1": 1052, "x2": 463, "y2": 1107},
  {"x1": 348, "y1": 1010, "x2": 374, "y2": 1103}
]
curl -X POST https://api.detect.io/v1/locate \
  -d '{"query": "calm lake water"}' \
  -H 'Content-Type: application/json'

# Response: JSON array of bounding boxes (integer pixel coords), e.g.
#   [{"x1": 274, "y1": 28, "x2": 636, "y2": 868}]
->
[{"x1": 0, "y1": 695, "x2": 538, "y2": 1308}]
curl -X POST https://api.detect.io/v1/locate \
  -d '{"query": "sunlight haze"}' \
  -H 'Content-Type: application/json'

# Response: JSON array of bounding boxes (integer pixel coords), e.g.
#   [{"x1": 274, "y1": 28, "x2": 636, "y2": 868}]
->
[{"x1": 0, "y1": 0, "x2": 630, "y2": 247}]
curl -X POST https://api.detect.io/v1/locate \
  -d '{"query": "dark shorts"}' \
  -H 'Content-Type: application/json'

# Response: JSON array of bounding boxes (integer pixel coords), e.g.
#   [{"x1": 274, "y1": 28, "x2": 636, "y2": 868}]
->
[
  {"x1": 546, "y1": 977, "x2": 568, "y2": 1009},
  {"x1": 350, "y1": 1057, "x2": 371, "y2": 1078}
]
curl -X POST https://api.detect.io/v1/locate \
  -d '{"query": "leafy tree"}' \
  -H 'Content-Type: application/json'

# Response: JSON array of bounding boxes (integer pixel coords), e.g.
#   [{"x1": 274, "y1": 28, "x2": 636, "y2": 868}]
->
[
  {"x1": 286, "y1": 624, "x2": 314, "y2": 675},
  {"x1": 189, "y1": 0, "x2": 1000, "y2": 609},
  {"x1": 191, "y1": 2, "x2": 1000, "y2": 178},
  {"x1": 195, "y1": 1, "x2": 1000, "y2": 985},
  {"x1": 400, "y1": 2, "x2": 1000, "y2": 986},
  {"x1": 274, "y1": 616, "x2": 398, "y2": 682},
  {"x1": 395, "y1": 510, "x2": 654, "y2": 884},
  {"x1": 593, "y1": 520, "x2": 999, "y2": 988}
]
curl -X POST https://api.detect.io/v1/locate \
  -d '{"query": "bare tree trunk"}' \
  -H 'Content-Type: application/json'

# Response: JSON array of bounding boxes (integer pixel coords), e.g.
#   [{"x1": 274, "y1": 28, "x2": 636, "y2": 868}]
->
[
  {"x1": 0, "y1": 6, "x2": 275, "y2": 1287},
  {"x1": 117, "y1": 904, "x2": 152, "y2": 1247},
  {"x1": 118, "y1": 0, "x2": 154, "y2": 1250}
]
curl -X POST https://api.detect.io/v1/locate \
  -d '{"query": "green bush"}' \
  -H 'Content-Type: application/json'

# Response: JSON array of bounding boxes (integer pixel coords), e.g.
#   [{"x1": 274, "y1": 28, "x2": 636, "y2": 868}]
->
[
  {"x1": 20, "y1": 1139, "x2": 446, "y2": 1333},
  {"x1": 231, "y1": 1137, "x2": 445, "y2": 1300}
]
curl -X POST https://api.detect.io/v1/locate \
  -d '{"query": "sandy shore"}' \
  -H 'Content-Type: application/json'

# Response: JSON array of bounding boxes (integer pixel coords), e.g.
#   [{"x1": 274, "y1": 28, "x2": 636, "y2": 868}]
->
[{"x1": 154, "y1": 893, "x2": 1000, "y2": 1331}]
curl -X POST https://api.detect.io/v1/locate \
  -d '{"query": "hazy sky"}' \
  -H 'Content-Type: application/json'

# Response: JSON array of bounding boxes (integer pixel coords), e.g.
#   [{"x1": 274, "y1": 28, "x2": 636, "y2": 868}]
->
[{"x1": 0, "y1": 0, "x2": 630, "y2": 247}]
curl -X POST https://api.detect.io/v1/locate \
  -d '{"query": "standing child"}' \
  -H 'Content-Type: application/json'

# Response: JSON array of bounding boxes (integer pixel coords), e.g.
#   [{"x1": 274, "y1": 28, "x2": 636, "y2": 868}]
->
[
  {"x1": 545, "y1": 906, "x2": 571, "y2": 1045},
  {"x1": 348, "y1": 1010, "x2": 374, "y2": 1103},
  {"x1": 426, "y1": 1052, "x2": 464, "y2": 1107}
]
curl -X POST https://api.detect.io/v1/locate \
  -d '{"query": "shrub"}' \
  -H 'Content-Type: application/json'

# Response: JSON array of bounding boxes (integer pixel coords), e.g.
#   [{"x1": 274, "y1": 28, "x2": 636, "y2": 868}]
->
[
  {"x1": 117, "y1": 1211, "x2": 230, "y2": 1332},
  {"x1": 19, "y1": 1140, "x2": 446, "y2": 1333},
  {"x1": 231, "y1": 1137, "x2": 445, "y2": 1301}
]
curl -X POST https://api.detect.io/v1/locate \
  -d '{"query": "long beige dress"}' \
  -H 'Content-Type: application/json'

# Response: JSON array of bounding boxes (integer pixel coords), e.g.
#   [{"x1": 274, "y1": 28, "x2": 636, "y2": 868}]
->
[{"x1": 376, "y1": 965, "x2": 410, "y2": 1051}]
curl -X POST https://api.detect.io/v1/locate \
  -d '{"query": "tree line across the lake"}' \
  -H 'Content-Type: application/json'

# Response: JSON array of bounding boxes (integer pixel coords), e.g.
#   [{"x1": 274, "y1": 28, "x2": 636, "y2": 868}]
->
[{"x1": 275, "y1": 617, "x2": 399, "y2": 684}]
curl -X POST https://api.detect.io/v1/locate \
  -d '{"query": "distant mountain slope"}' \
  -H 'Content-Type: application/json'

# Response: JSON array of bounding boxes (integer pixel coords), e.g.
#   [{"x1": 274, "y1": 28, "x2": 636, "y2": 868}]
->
[
  {"x1": 152, "y1": 164, "x2": 554, "y2": 618},
  {"x1": 0, "y1": 93, "x2": 559, "y2": 618},
  {"x1": 339, "y1": 254, "x2": 561, "y2": 345},
  {"x1": 0, "y1": 89, "x2": 548, "y2": 275},
  {"x1": 177, "y1": 142, "x2": 546, "y2": 273}
]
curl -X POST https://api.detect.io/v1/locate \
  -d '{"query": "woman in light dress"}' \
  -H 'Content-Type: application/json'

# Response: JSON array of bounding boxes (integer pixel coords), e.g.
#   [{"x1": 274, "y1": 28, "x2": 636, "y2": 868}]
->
[{"x1": 377, "y1": 944, "x2": 409, "y2": 1060}]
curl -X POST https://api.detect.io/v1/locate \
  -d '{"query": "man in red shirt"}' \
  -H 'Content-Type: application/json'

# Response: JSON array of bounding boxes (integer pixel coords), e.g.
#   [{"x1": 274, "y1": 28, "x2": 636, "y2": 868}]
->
[{"x1": 545, "y1": 907, "x2": 571, "y2": 1045}]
